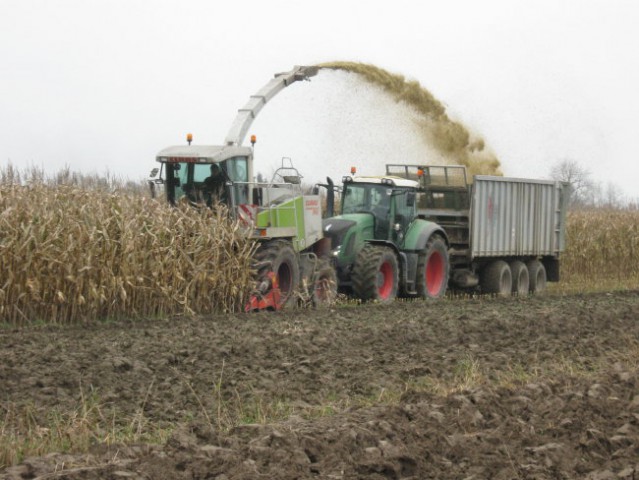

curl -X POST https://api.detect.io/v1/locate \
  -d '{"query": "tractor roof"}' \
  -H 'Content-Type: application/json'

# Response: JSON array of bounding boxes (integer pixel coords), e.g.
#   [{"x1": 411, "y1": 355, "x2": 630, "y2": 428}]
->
[{"x1": 350, "y1": 175, "x2": 419, "y2": 189}]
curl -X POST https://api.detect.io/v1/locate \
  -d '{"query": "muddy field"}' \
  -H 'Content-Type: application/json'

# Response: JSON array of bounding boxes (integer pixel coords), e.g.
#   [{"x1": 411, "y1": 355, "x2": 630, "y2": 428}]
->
[{"x1": 2, "y1": 291, "x2": 639, "y2": 479}]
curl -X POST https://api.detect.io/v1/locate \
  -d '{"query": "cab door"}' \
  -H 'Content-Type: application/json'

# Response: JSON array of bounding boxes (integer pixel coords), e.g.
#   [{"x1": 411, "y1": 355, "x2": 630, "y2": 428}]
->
[{"x1": 392, "y1": 190, "x2": 417, "y2": 244}]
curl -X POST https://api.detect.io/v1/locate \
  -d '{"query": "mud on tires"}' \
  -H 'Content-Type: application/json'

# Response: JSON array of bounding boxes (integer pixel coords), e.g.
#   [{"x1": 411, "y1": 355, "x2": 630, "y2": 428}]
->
[
  {"x1": 352, "y1": 245, "x2": 399, "y2": 303},
  {"x1": 252, "y1": 240, "x2": 300, "y2": 309},
  {"x1": 416, "y1": 235, "x2": 449, "y2": 299},
  {"x1": 510, "y1": 260, "x2": 530, "y2": 296},
  {"x1": 311, "y1": 259, "x2": 338, "y2": 308},
  {"x1": 481, "y1": 260, "x2": 512, "y2": 297},
  {"x1": 527, "y1": 259, "x2": 547, "y2": 294}
]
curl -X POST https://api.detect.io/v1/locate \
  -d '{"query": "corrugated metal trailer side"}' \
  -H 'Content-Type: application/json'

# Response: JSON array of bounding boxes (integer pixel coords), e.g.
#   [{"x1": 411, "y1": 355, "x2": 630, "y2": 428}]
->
[{"x1": 470, "y1": 176, "x2": 569, "y2": 259}]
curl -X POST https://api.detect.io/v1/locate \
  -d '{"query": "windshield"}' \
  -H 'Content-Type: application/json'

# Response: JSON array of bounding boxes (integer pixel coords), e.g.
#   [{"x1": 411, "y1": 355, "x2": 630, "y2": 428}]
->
[
  {"x1": 164, "y1": 156, "x2": 249, "y2": 205},
  {"x1": 342, "y1": 183, "x2": 416, "y2": 240},
  {"x1": 342, "y1": 184, "x2": 392, "y2": 215}
]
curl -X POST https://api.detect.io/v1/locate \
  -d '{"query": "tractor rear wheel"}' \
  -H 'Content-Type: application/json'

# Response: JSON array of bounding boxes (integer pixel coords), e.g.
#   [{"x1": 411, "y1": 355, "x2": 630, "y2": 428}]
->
[
  {"x1": 527, "y1": 259, "x2": 547, "y2": 294},
  {"x1": 416, "y1": 235, "x2": 449, "y2": 299},
  {"x1": 312, "y1": 259, "x2": 338, "y2": 308},
  {"x1": 510, "y1": 260, "x2": 529, "y2": 296},
  {"x1": 352, "y1": 245, "x2": 398, "y2": 303},
  {"x1": 481, "y1": 260, "x2": 512, "y2": 296},
  {"x1": 251, "y1": 240, "x2": 300, "y2": 310}
]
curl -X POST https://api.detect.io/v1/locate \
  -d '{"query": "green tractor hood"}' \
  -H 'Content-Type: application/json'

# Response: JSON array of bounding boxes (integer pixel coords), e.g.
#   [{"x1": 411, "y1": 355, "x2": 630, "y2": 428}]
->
[{"x1": 323, "y1": 213, "x2": 375, "y2": 264}]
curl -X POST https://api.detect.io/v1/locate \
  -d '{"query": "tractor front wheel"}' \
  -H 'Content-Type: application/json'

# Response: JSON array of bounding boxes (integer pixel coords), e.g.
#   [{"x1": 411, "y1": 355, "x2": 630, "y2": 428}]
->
[{"x1": 352, "y1": 245, "x2": 399, "y2": 303}]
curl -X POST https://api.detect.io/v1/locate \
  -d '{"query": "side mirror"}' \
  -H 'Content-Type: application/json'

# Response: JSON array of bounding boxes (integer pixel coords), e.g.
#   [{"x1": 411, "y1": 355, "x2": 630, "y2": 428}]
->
[
  {"x1": 149, "y1": 167, "x2": 159, "y2": 178},
  {"x1": 406, "y1": 191, "x2": 416, "y2": 207}
]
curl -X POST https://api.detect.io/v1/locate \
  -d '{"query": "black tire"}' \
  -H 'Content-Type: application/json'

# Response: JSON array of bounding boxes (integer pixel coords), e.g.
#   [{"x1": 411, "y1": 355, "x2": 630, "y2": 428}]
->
[
  {"x1": 527, "y1": 259, "x2": 547, "y2": 294},
  {"x1": 480, "y1": 260, "x2": 512, "y2": 296},
  {"x1": 416, "y1": 235, "x2": 449, "y2": 299},
  {"x1": 252, "y1": 240, "x2": 300, "y2": 309},
  {"x1": 352, "y1": 245, "x2": 398, "y2": 303},
  {"x1": 509, "y1": 260, "x2": 529, "y2": 296},
  {"x1": 312, "y1": 259, "x2": 338, "y2": 308}
]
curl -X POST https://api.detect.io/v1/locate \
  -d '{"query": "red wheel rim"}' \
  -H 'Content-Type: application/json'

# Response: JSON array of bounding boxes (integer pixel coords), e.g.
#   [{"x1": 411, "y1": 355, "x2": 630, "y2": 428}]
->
[
  {"x1": 378, "y1": 261, "x2": 394, "y2": 299},
  {"x1": 425, "y1": 251, "x2": 444, "y2": 296}
]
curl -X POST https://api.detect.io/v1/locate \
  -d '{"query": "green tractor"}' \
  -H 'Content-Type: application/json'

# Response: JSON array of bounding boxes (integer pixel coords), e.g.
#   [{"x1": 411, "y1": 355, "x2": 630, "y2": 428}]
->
[
  {"x1": 321, "y1": 172, "x2": 450, "y2": 302},
  {"x1": 321, "y1": 163, "x2": 570, "y2": 301}
]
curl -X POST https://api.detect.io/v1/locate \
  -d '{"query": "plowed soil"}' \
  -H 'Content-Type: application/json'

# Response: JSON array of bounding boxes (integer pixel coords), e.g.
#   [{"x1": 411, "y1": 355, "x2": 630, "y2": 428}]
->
[{"x1": 2, "y1": 291, "x2": 639, "y2": 479}]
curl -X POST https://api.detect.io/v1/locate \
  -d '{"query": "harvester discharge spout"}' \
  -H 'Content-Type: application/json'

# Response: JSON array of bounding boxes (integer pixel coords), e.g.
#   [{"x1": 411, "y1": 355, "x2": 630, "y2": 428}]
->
[{"x1": 224, "y1": 65, "x2": 319, "y2": 147}]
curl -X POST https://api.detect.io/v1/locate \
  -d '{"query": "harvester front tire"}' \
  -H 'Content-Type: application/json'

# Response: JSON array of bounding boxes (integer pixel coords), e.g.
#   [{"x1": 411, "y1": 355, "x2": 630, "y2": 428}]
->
[
  {"x1": 481, "y1": 260, "x2": 512, "y2": 297},
  {"x1": 527, "y1": 259, "x2": 547, "y2": 294},
  {"x1": 510, "y1": 260, "x2": 529, "y2": 296},
  {"x1": 352, "y1": 245, "x2": 398, "y2": 303},
  {"x1": 253, "y1": 241, "x2": 300, "y2": 309},
  {"x1": 416, "y1": 235, "x2": 449, "y2": 299}
]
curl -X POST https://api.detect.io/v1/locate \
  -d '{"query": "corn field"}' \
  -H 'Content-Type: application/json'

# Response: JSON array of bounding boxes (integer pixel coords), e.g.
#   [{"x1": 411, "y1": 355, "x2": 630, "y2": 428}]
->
[
  {"x1": 0, "y1": 181, "x2": 255, "y2": 325},
  {"x1": 562, "y1": 209, "x2": 639, "y2": 282},
  {"x1": 1, "y1": 167, "x2": 638, "y2": 325}
]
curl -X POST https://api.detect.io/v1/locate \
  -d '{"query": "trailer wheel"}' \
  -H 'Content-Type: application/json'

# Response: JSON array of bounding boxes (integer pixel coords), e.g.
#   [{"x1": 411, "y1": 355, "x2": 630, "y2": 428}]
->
[
  {"x1": 481, "y1": 260, "x2": 512, "y2": 297},
  {"x1": 416, "y1": 235, "x2": 449, "y2": 299},
  {"x1": 251, "y1": 240, "x2": 300, "y2": 310},
  {"x1": 509, "y1": 260, "x2": 529, "y2": 296},
  {"x1": 312, "y1": 260, "x2": 338, "y2": 308},
  {"x1": 352, "y1": 245, "x2": 398, "y2": 303},
  {"x1": 527, "y1": 259, "x2": 547, "y2": 294}
]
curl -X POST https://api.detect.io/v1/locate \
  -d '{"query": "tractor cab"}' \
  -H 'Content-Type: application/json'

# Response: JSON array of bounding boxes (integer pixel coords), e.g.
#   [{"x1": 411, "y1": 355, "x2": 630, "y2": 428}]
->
[{"x1": 340, "y1": 175, "x2": 418, "y2": 244}]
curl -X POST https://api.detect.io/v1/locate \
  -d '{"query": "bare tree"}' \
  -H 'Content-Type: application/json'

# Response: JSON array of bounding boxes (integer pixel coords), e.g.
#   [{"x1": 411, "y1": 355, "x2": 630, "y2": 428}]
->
[
  {"x1": 549, "y1": 159, "x2": 593, "y2": 208},
  {"x1": 603, "y1": 182, "x2": 625, "y2": 209}
]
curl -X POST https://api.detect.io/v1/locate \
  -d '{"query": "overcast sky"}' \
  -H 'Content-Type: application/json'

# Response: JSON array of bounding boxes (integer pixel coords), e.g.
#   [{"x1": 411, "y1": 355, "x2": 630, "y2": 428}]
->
[{"x1": 1, "y1": 0, "x2": 638, "y2": 198}]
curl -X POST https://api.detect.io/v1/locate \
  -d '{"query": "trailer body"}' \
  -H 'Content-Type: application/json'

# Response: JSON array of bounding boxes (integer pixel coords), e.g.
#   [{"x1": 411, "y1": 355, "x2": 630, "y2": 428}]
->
[
  {"x1": 470, "y1": 176, "x2": 568, "y2": 259},
  {"x1": 384, "y1": 164, "x2": 570, "y2": 294}
]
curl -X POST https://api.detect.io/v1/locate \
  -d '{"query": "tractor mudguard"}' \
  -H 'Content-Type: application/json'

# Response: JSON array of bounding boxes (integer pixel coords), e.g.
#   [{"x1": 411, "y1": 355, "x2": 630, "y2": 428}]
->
[
  {"x1": 401, "y1": 220, "x2": 449, "y2": 289},
  {"x1": 402, "y1": 219, "x2": 449, "y2": 253}
]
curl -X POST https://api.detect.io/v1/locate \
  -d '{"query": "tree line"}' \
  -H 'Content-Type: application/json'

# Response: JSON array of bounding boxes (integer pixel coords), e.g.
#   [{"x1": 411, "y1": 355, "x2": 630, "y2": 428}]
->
[{"x1": 550, "y1": 159, "x2": 638, "y2": 210}]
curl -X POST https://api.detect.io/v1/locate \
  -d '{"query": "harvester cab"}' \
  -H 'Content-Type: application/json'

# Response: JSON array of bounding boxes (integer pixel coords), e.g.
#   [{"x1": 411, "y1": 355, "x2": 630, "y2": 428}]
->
[
  {"x1": 153, "y1": 66, "x2": 337, "y2": 311},
  {"x1": 155, "y1": 144, "x2": 252, "y2": 209},
  {"x1": 153, "y1": 65, "x2": 319, "y2": 226}
]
